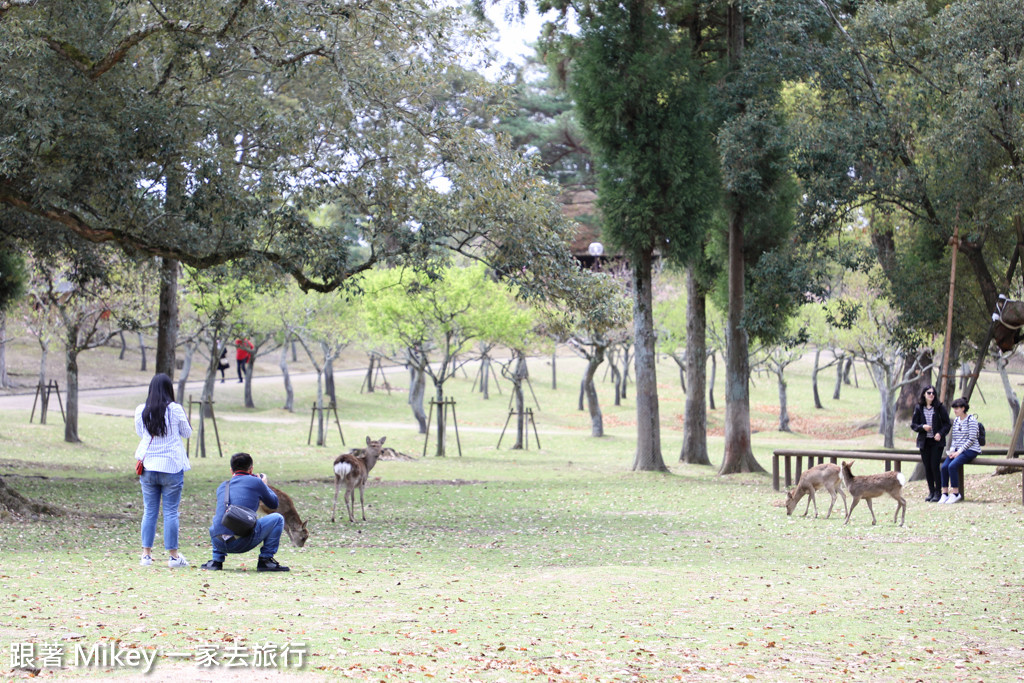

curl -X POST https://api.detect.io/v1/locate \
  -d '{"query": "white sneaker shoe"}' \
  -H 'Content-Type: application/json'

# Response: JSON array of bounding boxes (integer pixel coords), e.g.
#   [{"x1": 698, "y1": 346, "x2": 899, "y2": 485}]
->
[
  {"x1": 944, "y1": 493, "x2": 962, "y2": 504},
  {"x1": 167, "y1": 554, "x2": 188, "y2": 568},
  {"x1": 937, "y1": 494, "x2": 948, "y2": 504},
  {"x1": 140, "y1": 554, "x2": 153, "y2": 566}
]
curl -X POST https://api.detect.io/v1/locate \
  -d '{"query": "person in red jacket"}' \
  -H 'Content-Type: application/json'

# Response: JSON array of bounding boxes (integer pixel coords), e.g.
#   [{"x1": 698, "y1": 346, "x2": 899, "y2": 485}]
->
[{"x1": 235, "y1": 338, "x2": 253, "y2": 383}]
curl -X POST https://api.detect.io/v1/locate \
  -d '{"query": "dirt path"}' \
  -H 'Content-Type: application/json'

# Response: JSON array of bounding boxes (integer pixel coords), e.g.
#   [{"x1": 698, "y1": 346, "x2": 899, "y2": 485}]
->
[{"x1": 0, "y1": 368, "x2": 581, "y2": 437}]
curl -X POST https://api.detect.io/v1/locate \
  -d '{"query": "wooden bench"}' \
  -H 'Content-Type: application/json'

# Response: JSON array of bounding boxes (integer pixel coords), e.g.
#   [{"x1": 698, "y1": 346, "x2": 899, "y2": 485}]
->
[{"x1": 772, "y1": 449, "x2": 1024, "y2": 505}]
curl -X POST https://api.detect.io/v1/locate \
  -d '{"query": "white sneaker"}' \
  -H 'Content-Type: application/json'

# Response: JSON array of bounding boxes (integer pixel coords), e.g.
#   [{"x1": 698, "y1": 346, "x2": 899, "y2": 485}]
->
[
  {"x1": 944, "y1": 494, "x2": 962, "y2": 504},
  {"x1": 937, "y1": 494, "x2": 948, "y2": 504},
  {"x1": 140, "y1": 554, "x2": 153, "y2": 566},
  {"x1": 167, "y1": 554, "x2": 188, "y2": 568}
]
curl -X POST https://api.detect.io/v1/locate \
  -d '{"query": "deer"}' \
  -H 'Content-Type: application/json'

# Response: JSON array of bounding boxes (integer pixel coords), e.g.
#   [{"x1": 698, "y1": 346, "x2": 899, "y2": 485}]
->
[
  {"x1": 259, "y1": 485, "x2": 309, "y2": 547},
  {"x1": 840, "y1": 461, "x2": 907, "y2": 526},
  {"x1": 332, "y1": 436, "x2": 386, "y2": 523},
  {"x1": 785, "y1": 463, "x2": 847, "y2": 519}
]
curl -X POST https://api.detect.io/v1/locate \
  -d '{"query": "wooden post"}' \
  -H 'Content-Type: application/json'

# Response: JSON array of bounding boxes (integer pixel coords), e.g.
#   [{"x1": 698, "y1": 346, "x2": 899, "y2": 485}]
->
[{"x1": 939, "y1": 222, "x2": 960, "y2": 404}]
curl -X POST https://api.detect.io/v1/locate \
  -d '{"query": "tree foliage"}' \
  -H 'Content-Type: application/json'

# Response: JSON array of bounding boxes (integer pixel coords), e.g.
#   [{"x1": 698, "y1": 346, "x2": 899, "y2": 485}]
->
[{"x1": 0, "y1": 0, "x2": 593, "y2": 310}]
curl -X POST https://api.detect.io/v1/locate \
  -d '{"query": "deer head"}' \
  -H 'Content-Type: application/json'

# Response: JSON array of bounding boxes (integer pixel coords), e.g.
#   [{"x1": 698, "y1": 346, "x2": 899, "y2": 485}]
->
[
  {"x1": 361, "y1": 436, "x2": 386, "y2": 472},
  {"x1": 285, "y1": 519, "x2": 309, "y2": 548}
]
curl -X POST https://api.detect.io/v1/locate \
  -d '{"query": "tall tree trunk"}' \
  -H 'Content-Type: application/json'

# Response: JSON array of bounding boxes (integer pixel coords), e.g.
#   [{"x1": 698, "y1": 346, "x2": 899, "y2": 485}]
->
[
  {"x1": 323, "y1": 343, "x2": 335, "y2": 408},
  {"x1": 619, "y1": 343, "x2": 631, "y2": 400},
  {"x1": 611, "y1": 363, "x2": 622, "y2": 406},
  {"x1": 583, "y1": 345, "x2": 605, "y2": 438},
  {"x1": 118, "y1": 330, "x2": 127, "y2": 360},
  {"x1": 681, "y1": 268, "x2": 710, "y2": 465},
  {"x1": 632, "y1": 250, "x2": 666, "y2": 471},
  {"x1": 315, "y1": 369, "x2": 325, "y2": 446},
  {"x1": 997, "y1": 354, "x2": 1024, "y2": 450},
  {"x1": 433, "y1": 382, "x2": 447, "y2": 457},
  {"x1": 480, "y1": 355, "x2": 491, "y2": 400},
  {"x1": 408, "y1": 360, "x2": 428, "y2": 434},
  {"x1": 708, "y1": 350, "x2": 716, "y2": 410},
  {"x1": 157, "y1": 157, "x2": 183, "y2": 379},
  {"x1": 0, "y1": 311, "x2": 8, "y2": 388},
  {"x1": 155, "y1": 257, "x2": 179, "y2": 378},
  {"x1": 833, "y1": 355, "x2": 844, "y2": 400},
  {"x1": 811, "y1": 348, "x2": 823, "y2": 410},
  {"x1": 720, "y1": 212, "x2": 764, "y2": 474},
  {"x1": 280, "y1": 341, "x2": 294, "y2": 412},
  {"x1": 896, "y1": 351, "x2": 931, "y2": 420},
  {"x1": 64, "y1": 330, "x2": 80, "y2": 443},
  {"x1": 364, "y1": 354, "x2": 376, "y2": 394},
  {"x1": 777, "y1": 372, "x2": 790, "y2": 432},
  {"x1": 137, "y1": 331, "x2": 147, "y2": 372},
  {"x1": 511, "y1": 351, "x2": 527, "y2": 449},
  {"x1": 201, "y1": 336, "x2": 218, "y2": 419}
]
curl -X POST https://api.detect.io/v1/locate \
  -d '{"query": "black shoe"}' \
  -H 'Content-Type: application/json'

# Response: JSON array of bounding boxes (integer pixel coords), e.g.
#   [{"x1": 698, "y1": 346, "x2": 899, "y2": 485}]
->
[
  {"x1": 201, "y1": 560, "x2": 223, "y2": 571},
  {"x1": 257, "y1": 556, "x2": 290, "y2": 572}
]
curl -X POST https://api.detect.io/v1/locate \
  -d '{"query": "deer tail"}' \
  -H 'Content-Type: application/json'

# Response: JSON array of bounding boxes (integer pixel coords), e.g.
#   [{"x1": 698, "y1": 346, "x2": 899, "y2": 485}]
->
[{"x1": 896, "y1": 472, "x2": 906, "y2": 487}]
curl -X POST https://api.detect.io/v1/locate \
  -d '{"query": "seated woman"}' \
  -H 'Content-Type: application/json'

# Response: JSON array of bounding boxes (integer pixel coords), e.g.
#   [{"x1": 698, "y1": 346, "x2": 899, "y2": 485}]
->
[{"x1": 939, "y1": 397, "x2": 981, "y2": 504}]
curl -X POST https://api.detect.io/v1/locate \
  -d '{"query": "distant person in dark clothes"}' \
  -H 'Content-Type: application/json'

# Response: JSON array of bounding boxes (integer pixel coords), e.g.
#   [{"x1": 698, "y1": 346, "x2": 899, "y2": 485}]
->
[
  {"x1": 217, "y1": 344, "x2": 230, "y2": 383},
  {"x1": 201, "y1": 452, "x2": 289, "y2": 572},
  {"x1": 910, "y1": 385, "x2": 950, "y2": 502}
]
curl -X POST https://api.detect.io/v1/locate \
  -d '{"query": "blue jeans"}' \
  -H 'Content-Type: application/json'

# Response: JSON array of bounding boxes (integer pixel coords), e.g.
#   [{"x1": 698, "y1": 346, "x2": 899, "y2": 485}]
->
[
  {"x1": 140, "y1": 469, "x2": 185, "y2": 550},
  {"x1": 940, "y1": 450, "x2": 979, "y2": 489},
  {"x1": 210, "y1": 513, "x2": 283, "y2": 562}
]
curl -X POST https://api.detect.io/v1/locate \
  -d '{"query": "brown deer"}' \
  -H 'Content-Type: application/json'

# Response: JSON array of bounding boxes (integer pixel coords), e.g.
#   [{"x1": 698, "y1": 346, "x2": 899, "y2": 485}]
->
[
  {"x1": 840, "y1": 461, "x2": 907, "y2": 526},
  {"x1": 785, "y1": 463, "x2": 847, "y2": 519},
  {"x1": 259, "y1": 485, "x2": 309, "y2": 547},
  {"x1": 332, "y1": 436, "x2": 386, "y2": 523}
]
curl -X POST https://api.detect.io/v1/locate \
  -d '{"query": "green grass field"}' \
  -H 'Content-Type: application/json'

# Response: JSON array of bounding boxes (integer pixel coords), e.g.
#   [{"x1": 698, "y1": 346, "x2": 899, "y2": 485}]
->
[{"x1": 1, "y1": 348, "x2": 1023, "y2": 681}]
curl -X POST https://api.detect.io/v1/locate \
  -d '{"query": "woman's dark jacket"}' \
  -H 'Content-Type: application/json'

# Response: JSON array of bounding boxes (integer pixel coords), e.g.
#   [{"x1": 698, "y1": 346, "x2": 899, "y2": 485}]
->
[{"x1": 911, "y1": 402, "x2": 951, "y2": 450}]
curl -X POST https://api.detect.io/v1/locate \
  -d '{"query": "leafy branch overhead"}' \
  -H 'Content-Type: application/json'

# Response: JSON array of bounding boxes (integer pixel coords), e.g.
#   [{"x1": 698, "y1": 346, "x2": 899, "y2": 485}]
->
[{"x1": 0, "y1": 0, "x2": 596, "y2": 309}]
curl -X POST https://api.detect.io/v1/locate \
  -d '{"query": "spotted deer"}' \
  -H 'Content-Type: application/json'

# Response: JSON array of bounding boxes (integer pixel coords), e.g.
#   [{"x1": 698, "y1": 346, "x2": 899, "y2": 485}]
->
[
  {"x1": 332, "y1": 436, "x2": 386, "y2": 523},
  {"x1": 785, "y1": 463, "x2": 848, "y2": 519},
  {"x1": 259, "y1": 485, "x2": 309, "y2": 547},
  {"x1": 841, "y1": 461, "x2": 907, "y2": 526}
]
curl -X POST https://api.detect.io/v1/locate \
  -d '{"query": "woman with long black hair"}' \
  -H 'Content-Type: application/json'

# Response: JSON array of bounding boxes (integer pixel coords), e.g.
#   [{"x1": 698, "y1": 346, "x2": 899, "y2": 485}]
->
[
  {"x1": 910, "y1": 385, "x2": 950, "y2": 502},
  {"x1": 134, "y1": 373, "x2": 192, "y2": 567}
]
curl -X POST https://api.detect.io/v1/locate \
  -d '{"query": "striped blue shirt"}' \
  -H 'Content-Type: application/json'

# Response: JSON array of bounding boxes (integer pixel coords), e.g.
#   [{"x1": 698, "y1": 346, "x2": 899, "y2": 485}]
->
[
  {"x1": 949, "y1": 415, "x2": 980, "y2": 454},
  {"x1": 134, "y1": 403, "x2": 192, "y2": 473}
]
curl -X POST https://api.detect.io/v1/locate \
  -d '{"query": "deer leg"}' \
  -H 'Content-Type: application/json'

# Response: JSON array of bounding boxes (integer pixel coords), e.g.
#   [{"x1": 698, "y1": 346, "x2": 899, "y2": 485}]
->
[
  {"x1": 865, "y1": 498, "x2": 877, "y2": 525},
  {"x1": 802, "y1": 488, "x2": 813, "y2": 517},
  {"x1": 358, "y1": 483, "x2": 366, "y2": 521},
  {"x1": 836, "y1": 487, "x2": 848, "y2": 519},
  {"x1": 824, "y1": 486, "x2": 837, "y2": 519},
  {"x1": 892, "y1": 491, "x2": 906, "y2": 526},
  {"x1": 345, "y1": 485, "x2": 355, "y2": 523},
  {"x1": 331, "y1": 475, "x2": 341, "y2": 523},
  {"x1": 844, "y1": 496, "x2": 859, "y2": 525}
]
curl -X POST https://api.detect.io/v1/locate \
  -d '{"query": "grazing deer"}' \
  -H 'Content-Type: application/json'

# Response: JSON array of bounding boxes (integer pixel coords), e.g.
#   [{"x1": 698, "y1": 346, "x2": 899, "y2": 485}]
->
[
  {"x1": 332, "y1": 436, "x2": 386, "y2": 523},
  {"x1": 259, "y1": 485, "x2": 309, "y2": 547},
  {"x1": 840, "y1": 461, "x2": 907, "y2": 526},
  {"x1": 785, "y1": 463, "x2": 848, "y2": 519}
]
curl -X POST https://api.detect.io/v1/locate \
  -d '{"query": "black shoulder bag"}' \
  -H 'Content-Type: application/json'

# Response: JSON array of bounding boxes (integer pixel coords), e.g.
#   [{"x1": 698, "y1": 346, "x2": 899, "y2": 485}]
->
[{"x1": 221, "y1": 476, "x2": 257, "y2": 537}]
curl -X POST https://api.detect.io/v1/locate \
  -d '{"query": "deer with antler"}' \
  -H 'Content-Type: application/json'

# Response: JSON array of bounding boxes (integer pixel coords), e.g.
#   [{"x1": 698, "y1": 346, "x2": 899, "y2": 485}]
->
[
  {"x1": 332, "y1": 436, "x2": 386, "y2": 523},
  {"x1": 841, "y1": 461, "x2": 907, "y2": 526}
]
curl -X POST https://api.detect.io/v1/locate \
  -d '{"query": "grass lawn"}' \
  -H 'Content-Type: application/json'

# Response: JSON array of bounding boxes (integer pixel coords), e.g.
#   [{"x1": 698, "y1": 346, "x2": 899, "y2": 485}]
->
[{"x1": 1, "y1": 348, "x2": 1023, "y2": 681}]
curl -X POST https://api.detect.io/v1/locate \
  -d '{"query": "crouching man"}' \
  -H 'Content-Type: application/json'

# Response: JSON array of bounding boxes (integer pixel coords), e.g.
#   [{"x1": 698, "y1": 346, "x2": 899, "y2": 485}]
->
[{"x1": 201, "y1": 452, "x2": 290, "y2": 572}]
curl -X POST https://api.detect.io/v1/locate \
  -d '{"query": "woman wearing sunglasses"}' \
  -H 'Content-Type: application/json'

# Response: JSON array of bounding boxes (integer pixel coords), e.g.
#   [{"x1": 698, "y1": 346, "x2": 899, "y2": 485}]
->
[{"x1": 910, "y1": 385, "x2": 951, "y2": 502}]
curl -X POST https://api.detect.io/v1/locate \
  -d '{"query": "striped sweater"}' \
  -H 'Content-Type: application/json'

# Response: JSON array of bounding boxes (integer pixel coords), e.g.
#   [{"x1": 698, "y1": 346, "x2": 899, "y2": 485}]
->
[{"x1": 949, "y1": 415, "x2": 980, "y2": 454}]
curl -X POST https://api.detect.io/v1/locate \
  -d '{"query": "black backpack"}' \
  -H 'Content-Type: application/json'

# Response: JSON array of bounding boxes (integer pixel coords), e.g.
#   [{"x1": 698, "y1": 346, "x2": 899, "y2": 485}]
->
[{"x1": 974, "y1": 415, "x2": 986, "y2": 447}]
